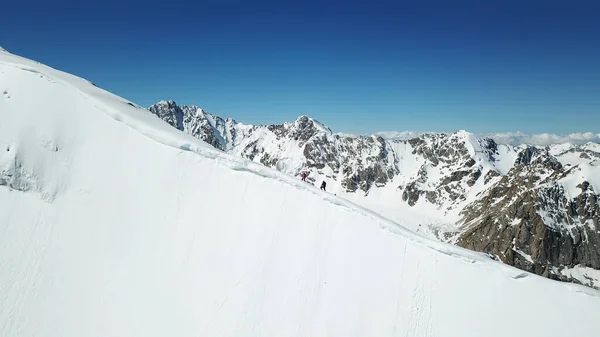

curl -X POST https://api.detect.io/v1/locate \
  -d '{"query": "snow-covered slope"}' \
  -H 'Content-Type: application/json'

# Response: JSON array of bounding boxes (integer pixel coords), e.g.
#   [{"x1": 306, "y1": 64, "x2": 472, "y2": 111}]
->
[{"x1": 2, "y1": 50, "x2": 600, "y2": 336}]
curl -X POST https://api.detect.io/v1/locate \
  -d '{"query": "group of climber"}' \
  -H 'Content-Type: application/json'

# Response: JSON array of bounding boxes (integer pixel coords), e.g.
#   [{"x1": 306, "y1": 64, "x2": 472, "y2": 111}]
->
[{"x1": 300, "y1": 172, "x2": 327, "y2": 191}]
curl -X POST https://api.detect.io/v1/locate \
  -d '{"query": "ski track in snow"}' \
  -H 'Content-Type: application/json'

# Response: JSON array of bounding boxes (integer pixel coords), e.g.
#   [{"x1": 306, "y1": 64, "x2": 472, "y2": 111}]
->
[{"x1": 2, "y1": 49, "x2": 600, "y2": 337}]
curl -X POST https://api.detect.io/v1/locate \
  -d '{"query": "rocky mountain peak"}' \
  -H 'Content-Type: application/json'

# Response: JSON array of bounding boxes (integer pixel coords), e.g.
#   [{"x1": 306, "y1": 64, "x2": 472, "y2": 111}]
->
[
  {"x1": 154, "y1": 99, "x2": 178, "y2": 108},
  {"x1": 149, "y1": 100, "x2": 184, "y2": 130},
  {"x1": 409, "y1": 131, "x2": 490, "y2": 163},
  {"x1": 148, "y1": 101, "x2": 236, "y2": 151},
  {"x1": 582, "y1": 142, "x2": 600, "y2": 153},
  {"x1": 512, "y1": 147, "x2": 562, "y2": 173},
  {"x1": 283, "y1": 115, "x2": 332, "y2": 144}
]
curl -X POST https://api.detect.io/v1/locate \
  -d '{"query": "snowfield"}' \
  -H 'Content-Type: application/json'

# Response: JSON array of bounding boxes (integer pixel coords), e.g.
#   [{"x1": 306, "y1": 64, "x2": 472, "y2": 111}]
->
[{"x1": 1, "y1": 49, "x2": 600, "y2": 336}]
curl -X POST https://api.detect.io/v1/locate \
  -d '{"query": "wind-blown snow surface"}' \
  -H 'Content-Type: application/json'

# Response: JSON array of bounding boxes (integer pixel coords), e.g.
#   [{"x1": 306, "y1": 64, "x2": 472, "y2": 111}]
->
[{"x1": 2, "y1": 50, "x2": 600, "y2": 336}]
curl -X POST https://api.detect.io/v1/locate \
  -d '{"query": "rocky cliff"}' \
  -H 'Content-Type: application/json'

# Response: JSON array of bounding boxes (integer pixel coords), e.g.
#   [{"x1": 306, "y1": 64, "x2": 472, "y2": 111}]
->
[{"x1": 456, "y1": 145, "x2": 600, "y2": 288}]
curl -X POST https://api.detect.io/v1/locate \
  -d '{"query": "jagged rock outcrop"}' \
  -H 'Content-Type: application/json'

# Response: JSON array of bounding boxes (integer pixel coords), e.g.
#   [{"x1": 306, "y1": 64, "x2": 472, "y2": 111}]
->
[
  {"x1": 148, "y1": 100, "x2": 238, "y2": 151},
  {"x1": 396, "y1": 131, "x2": 497, "y2": 209},
  {"x1": 456, "y1": 148, "x2": 600, "y2": 288}
]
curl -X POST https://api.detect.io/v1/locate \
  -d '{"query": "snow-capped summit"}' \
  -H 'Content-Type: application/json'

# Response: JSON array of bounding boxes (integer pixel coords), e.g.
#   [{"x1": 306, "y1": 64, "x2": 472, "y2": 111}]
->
[
  {"x1": 288, "y1": 115, "x2": 333, "y2": 134},
  {"x1": 583, "y1": 142, "x2": 600, "y2": 153},
  {"x1": 280, "y1": 115, "x2": 333, "y2": 145}
]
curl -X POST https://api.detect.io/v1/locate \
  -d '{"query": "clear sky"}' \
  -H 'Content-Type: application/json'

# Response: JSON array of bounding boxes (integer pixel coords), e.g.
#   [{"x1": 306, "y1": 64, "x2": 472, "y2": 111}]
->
[{"x1": 1, "y1": 0, "x2": 599, "y2": 134}]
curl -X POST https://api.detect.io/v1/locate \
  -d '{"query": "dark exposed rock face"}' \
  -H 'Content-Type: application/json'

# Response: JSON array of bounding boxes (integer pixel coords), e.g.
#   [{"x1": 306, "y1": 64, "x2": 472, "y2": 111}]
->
[
  {"x1": 150, "y1": 100, "x2": 600, "y2": 289},
  {"x1": 515, "y1": 146, "x2": 537, "y2": 166},
  {"x1": 302, "y1": 134, "x2": 399, "y2": 193},
  {"x1": 457, "y1": 149, "x2": 600, "y2": 288},
  {"x1": 397, "y1": 132, "x2": 492, "y2": 209},
  {"x1": 483, "y1": 138, "x2": 498, "y2": 159},
  {"x1": 148, "y1": 100, "x2": 238, "y2": 151},
  {"x1": 149, "y1": 100, "x2": 184, "y2": 131}
]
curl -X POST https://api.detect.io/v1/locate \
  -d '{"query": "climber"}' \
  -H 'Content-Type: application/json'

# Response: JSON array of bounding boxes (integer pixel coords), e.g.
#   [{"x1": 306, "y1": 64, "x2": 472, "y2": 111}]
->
[
  {"x1": 301, "y1": 172, "x2": 307, "y2": 181},
  {"x1": 320, "y1": 180, "x2": 326, "y2": 191}
]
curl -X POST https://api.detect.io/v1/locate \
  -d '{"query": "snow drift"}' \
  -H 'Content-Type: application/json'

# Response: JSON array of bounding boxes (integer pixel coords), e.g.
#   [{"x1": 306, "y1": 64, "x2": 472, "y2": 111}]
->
[{"x1": 1, "y1": 49, "x2": 600, "y2": 337}]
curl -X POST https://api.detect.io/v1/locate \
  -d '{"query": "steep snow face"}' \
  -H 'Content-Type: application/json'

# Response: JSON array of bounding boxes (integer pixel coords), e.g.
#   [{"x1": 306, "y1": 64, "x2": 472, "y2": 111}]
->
[
  {"x1": 493, "y1": 143, "x2": 519, "y2": 175},
  {"x1": 3, "y1": 50, "x2": 600, "y2": 336}
]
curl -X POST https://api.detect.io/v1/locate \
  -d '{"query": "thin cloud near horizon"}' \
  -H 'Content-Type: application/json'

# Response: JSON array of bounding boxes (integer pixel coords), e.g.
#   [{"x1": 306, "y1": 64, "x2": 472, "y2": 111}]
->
[
  {"x1": 334, "y1": 131, "x2": 600, "y2": 147},
  {"x1": 482, "y1": 131, "x2": 600, "y2": 147}
]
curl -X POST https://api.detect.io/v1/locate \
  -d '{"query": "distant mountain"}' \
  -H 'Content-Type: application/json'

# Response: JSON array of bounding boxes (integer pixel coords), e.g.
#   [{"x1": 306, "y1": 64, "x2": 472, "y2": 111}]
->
[{"x1": 149, "y1": 100, "x2": 600, "y2": 289}]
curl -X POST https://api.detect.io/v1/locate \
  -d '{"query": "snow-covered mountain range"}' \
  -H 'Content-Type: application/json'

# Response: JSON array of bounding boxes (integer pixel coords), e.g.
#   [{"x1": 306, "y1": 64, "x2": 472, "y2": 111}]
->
[
  {"x1": 2, "y1": 48, "x2": 600, "y2": 336},
  {"x1": 150, "y1": 100, "x2": 600, "y2": 288}
]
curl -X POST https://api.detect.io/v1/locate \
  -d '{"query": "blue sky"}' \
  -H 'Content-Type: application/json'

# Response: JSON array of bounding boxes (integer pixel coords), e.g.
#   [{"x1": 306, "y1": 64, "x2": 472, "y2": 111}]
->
[{"x1": 1, "y1": 0, "x2": 599, "y2": 134}]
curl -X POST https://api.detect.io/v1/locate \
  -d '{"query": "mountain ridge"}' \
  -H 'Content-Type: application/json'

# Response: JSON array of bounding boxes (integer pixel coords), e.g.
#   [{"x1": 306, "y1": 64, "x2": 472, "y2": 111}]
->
[
  {"x1": 151, "y1": 100, "x2": 600, "y2": 147},
  {"x1": 149, "y1": 99, "x2": 600, "y2": 289}
]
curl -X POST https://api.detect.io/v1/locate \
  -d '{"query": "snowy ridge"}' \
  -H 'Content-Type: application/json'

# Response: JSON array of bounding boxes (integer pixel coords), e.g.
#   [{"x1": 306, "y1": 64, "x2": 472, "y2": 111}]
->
[
  {"x1": 148, "y1": 104, "x2": 600, "y2": 288},
  {"x1": 2, "y1": 49, "x2": 600, "y2": 336}
]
